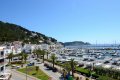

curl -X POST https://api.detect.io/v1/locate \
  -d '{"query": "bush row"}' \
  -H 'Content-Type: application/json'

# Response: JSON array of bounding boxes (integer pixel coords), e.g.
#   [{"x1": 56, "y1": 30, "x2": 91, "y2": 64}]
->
[
  {"x1": 76, "y1": 67, "x2": 99, "y2": 79},
  {"x1": 11, "y1": 61, "x2": 23, "y2": 64}
]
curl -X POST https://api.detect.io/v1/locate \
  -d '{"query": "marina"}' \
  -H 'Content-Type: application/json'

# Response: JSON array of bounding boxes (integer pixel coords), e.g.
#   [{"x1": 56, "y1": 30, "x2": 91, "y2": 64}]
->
[{"x1": 55, "y1": 44, "x2": 120, "y2": 70}]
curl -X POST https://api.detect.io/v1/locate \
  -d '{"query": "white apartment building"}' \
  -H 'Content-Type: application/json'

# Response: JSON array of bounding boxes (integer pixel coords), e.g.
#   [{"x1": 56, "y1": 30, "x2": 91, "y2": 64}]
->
[{"x1": 0, "y1": 46, "x2": 11, "y2": 80}]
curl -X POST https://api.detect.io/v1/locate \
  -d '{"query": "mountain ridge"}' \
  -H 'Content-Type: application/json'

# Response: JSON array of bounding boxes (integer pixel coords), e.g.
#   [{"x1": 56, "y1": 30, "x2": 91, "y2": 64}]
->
[{"x1": 63, "y1": 41, "x2": 90, "y2": 46}]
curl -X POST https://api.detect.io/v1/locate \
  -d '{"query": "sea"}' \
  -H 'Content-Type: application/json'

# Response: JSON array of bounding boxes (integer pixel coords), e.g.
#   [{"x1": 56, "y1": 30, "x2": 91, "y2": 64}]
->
[{"x1": 65, "y1": 44, "x2": 120, "y2": 49}]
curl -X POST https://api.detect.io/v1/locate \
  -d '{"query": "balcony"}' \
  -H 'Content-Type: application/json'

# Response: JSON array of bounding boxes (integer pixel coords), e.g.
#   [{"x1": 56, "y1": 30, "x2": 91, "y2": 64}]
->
[
  {"x1": 0, "y1": 62, "x2": 7, "y2": 67},
  {"x1": 0, "y1": 72, "x2": 12, "y2": 80},
  {"x1": 0, "y1": 62, "x2": 4, "y2": 67},
  {"x1": 0, "y1": 55, "x2": 4, "y2": 59}
]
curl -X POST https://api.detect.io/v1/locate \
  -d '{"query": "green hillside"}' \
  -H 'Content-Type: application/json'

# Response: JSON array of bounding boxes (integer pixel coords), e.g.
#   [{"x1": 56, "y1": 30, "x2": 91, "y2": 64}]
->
[{"x1": 0, "y1": 21, "x2": 57, "y2": 44}]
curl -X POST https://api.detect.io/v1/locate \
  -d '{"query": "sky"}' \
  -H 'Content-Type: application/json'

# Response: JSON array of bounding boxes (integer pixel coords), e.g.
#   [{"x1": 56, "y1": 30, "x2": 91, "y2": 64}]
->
[{"x1": 0, "y1": 0, "x2": 120, "y2": 44}]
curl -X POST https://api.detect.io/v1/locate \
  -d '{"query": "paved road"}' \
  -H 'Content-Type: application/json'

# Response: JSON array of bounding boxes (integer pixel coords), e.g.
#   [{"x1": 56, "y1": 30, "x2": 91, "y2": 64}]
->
[
  {"x1": 10, "y1": 69, "x2": 39, "y2": 80},
  {"x1": 44, "y1": 61, "x2": 87, "y2": 80},
  {"x1": 36, "y1": 63, "x2": 61, "y2": 80},
  {"x1": 31, "y1": 58, "x2": 61, "y2": 80}
]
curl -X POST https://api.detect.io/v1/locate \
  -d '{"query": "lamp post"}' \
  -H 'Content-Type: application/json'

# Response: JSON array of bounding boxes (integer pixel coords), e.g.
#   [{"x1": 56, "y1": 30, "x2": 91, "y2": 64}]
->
[{"x1": 26, "y1": 65, "x2": 27, "y2": 80}]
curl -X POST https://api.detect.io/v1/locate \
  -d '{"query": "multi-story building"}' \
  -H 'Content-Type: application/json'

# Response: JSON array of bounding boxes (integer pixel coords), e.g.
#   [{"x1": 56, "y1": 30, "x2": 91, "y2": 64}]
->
[
  {"x1": 0, "y1": 50, "x2": 5, "y2": 73},
  {"x1": 0, "y1": 46, "x2": 11, "y2": 80}
]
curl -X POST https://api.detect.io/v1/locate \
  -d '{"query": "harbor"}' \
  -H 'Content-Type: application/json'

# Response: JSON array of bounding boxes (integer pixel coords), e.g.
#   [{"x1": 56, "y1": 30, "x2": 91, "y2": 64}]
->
[{"x1": 55, "y1": 44, "x2": 120, "y2": 70}]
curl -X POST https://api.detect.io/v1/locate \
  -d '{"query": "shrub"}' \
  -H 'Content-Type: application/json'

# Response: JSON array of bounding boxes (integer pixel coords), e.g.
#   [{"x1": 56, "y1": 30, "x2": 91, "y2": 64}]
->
[
  {"x1": 11, "y1": 61, "x2": 23, "y2": 64},
  {"x1": 76, "y1": 67, "x2": 99, "y2": 78},
  {"x1": 92, "y1": 73, "x2": 99, "y2": 79}
]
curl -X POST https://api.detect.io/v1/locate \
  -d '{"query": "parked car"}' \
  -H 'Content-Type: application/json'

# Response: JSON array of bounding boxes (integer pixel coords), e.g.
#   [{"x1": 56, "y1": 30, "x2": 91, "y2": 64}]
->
[
  {"x1": 36, "y1": 62, "x2": 42, "y2": 64},
  {"x1": 27, "y1": 62, "x2": 34, "y2": 66},
  {"x1": 16, "y1": 66, "x2": 20, "y2": 69},
  {"x1": 44, "y1": 63, "x2": 48, "y2": 67},
  {"x1": 52, "y1": 67, "x2": 58, "y2": 72},
  {"x1": 11, "y1": 65, "x2": 20, "y2": 69},
  {"x1": 11, "y1": 65, "x2": 16, "y2": 69}
]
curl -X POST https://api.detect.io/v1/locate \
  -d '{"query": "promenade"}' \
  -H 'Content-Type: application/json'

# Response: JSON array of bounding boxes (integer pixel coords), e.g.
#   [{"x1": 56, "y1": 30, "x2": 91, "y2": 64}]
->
[{"x1": 44, "y1": 61, "x2": 87, "y2": 80}]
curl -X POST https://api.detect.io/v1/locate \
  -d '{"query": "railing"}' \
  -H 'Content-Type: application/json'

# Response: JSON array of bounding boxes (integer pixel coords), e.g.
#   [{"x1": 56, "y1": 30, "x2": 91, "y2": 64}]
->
[
  {"x1": 0, "y1": 55, "x2": 8, "y2": 59},
  {"x1": 0, "y1": 55, "x2": 4, "y2": 59}
]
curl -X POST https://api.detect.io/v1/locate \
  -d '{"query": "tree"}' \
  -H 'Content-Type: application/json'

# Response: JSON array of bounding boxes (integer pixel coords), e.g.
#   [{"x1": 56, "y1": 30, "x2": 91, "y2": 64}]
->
[
  {"x1": 35, "y1": 49, "x2": 42, "y2": 58},
  {"x1": 70, "y1": 59, "x2": 75, "y2": 77},
  {"x1": 7, "y1": 52, "x2": 14, "y2": 63},
  {"x1": 41, "y1": 50, "x2": 46, "y2": 63},
  {"x1": 19, "y1": 52, "x2": 25, "y2": 67},
  {"x1": 32, "y1": 50, "x2": 37, "y2": 58},
  {"x1": 50, "y1": 54, "x2": 57, "y2": 68},
  {"x1": 19, "y1": 52, "x2": 24, "y2": 62},
  {"x1": 46, "y1": 51, "x2": 50, "y2": 60},
  {"x1": 63, "y1": 59, "x2": 77, "y2": 77},
  {"x1": 24, "y1": 53, "x2": 28, "y2": 63},
  {"x1": 35, "y1": 49, "x2": 46, "y2": 63},
  {"x1": 63, "y1": 62, "x2": 71, "y2": 72}
]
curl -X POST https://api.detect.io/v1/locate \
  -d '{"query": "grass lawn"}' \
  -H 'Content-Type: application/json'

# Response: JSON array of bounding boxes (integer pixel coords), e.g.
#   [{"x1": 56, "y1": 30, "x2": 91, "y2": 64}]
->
[
  {"x1": 76, "y1": 67, "x2": 89, "y2": 73},
  {"x1": 18, "y1": 66, "x2": 49, "y2": 80},
  {"x1": 98, "y1": 76, "x2": 117, "y2": 80}
]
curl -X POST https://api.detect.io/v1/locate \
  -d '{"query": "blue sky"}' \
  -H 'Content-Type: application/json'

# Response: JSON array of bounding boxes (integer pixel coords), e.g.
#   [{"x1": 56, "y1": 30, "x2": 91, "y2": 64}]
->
[{"x1": 0, "y1": 0, "x2": 120, "y2": 44}]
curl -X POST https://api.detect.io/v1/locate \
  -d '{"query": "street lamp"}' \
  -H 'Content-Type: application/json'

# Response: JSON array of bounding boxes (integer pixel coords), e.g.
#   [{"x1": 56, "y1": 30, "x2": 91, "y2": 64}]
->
[{"x1": 26, "y1": 65, "x2": 28, "y2": 80}]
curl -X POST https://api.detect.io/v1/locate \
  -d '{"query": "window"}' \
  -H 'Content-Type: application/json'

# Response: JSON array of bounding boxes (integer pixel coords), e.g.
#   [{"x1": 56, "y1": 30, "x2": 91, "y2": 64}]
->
[
  {"x1": 1, "y1": 51, "x2": 4, "y2": 56},
  {"x1": 0, "y1": 66, "x2": 4, "y2": 71}
]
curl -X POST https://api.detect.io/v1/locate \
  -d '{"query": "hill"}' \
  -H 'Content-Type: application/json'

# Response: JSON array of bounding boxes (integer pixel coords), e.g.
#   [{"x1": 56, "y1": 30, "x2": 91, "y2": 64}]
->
[
  {"x1": 0, "y1": 21, "x2": 57, "y2": 44},
  {"x1": 63, "y1": 41, "x2": 90, "y2": 46}
]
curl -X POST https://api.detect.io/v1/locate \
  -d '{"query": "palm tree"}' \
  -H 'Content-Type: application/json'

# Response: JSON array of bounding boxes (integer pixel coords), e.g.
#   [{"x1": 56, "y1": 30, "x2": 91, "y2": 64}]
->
[
  {"x1": 35, "y1": 49, "x2": 46, "y2": 63},
  {"x1": 50, "y1": 54, "x2": 57, "y2": 68},
  {"x1": 63, "y1": 59, "x2": 76, "y2": 77},
  {"x1": 63, "y1": 62, "x2": 71, "y2": 72},
  {"x1": 20, "y1": 52, "x2": 24, "y2": 62},
  {"x1": 33, "y1": 50, "x2": 37, "y2": 58},
  {"x1": 24, "y1": 53, "x2": 28, "y2": 63},
  {"x1": 19, "y1": 52, "x2": 25, "y2": 67},
  {"x1": 35, "y1": 49, "x2": 42, "y2": 58},
  {"x1": 70, "y1": 59, "x2": 76, "y2": 77},
  {"x1": 7, "y1": 52, "x2": 14, "y2": 63},
  {"x1": 41, "y1": 50, "x2": 46, "y2": 63},
  {"x1": 46, "y1": 51, "x2": 50, "y2": 60}
]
